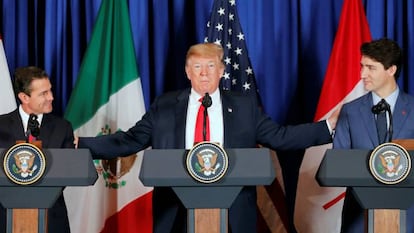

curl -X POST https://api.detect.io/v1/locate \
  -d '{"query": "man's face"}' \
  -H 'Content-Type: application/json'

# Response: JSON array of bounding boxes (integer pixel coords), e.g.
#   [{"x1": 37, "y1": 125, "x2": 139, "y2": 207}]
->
[
  {"x1": 185, "y1": 55, "x2": 225, "y2": 95},
  {"x1": 360, "y1": 55, "x2": 396, "y2": 96},
  {"x1": 20, "y1": 78, "x2": 54, "y2": 114}
]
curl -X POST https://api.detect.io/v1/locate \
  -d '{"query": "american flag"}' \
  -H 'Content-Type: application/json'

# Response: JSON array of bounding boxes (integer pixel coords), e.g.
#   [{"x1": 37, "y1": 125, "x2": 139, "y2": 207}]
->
[
  {"x1": 205, "y1": 1, "x2": 288, "y2": 232},
  {"x1": 205, "y1": 0, "x2": 260, "y2": 101}
]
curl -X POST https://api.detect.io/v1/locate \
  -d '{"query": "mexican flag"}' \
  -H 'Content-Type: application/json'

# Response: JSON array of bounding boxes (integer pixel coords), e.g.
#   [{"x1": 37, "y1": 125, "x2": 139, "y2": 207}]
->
[
  {"x1": 63, "y1": 0, "x2": 153, "y2": 232},
  {"x1": 294, "y1": 0, "x2": 371, "y2": 232},
  {"x1": 0, "y1": 36, "x2": 16, "y2": 114}
]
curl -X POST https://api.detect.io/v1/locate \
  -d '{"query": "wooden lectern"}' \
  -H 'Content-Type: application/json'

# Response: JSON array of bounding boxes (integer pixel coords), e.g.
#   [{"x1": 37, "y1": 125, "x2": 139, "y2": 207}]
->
[
  {"x1": 139, "y1": 148, "x2": 275, "y2": 233},
  {"x1": 316, "y1": 139, "x2": 414, "y2": 233},
  {"x1": 11, "y1": 140, "x2": 45, "y2": 233},
  {"x1": 379, "y1": 139, "x2": 414, "y2": 233},
  {"x1": 0, "y1": 146, "x2": 97, "y2": 233}
]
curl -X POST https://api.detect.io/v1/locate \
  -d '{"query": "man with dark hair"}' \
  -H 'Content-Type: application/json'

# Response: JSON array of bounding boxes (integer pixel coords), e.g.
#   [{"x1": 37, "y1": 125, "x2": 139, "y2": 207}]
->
[
  {"x1": 0, "y1": 66, "x2": 74, "y2": 233},
  {"x1": 334, "y1": 38, "x2": 414, "y2": 232}
]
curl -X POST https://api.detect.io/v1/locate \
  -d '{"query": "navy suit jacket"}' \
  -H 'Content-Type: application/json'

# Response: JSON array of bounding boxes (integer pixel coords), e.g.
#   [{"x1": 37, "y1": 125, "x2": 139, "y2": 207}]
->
[
  {"x1": 334, "y1": 92, "x2": 414, "y2": 149},
  {"x1": 80, "y1": 88, "x2": 332, "y2": 233},
  {"x1": 0, "y1": 109, "x2": 74, "y2": 233},
  {"x1": 334, "y1": 91, "x2": 414, "y2": 233}
]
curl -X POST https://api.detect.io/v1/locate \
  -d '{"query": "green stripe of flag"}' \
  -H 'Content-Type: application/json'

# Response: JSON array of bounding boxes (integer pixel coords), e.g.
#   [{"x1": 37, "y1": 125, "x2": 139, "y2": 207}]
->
[{"x1": 65, "y1": 0, "x2": 139, "y2": 129}]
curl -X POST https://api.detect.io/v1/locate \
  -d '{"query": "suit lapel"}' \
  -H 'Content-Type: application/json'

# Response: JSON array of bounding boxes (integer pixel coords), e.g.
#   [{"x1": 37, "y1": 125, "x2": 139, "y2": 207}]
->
[
  {"x1": 221, "y1": 92, "x2": 235, "y2": 148},
  {"x1": 39, "y1": 114, "x2": 53, "y2": 147},
  {"x1": 174, "y1": 90, "x2": 190, "y2": 148},
  {"x1": 360, "y1": 94, "x2": 379, "y2": 145},
  {"x1": 9, "y1": 110, "x2": 26, "y2": 142},
  {"x1": 392, "y1": 93, "x2": 411, "y2": 139}
]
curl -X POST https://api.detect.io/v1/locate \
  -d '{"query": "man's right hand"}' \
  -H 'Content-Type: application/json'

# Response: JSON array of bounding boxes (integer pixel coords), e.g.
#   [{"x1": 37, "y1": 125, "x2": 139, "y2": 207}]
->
[
  {"x1": 327, "y1": 104, "x2": 342, "y2": 130},
  {"x1": 73, "y1": 135, "x2": 79, "y2": 149}
]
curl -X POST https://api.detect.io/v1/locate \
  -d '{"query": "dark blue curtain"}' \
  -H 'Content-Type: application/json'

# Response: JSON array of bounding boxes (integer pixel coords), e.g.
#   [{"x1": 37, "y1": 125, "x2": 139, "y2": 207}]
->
[
  {"x1": 2, "y1": 0, "x2": 414, "y2": 121},
  {"x1": 1, "y1": 0, "x2": 414, "y2": 231}
]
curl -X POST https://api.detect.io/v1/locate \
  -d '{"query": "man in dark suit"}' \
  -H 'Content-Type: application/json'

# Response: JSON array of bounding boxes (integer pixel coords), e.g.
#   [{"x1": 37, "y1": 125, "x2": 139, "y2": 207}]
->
[
  {"x1": 0, "y1": 66, "x2": 74, "y2": 233},
  {"x1": 77, "y1": 43, "x2": 338, "y2": 233},
  {"x1": 334, "y1": 38, "x2": 414, "y2": 233}
]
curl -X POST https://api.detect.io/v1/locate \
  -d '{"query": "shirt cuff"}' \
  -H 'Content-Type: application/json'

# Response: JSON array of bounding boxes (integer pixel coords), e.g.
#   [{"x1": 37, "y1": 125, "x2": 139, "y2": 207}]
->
[{"x1": 326, "y1": 120, "x2": 335, "y2": 137}]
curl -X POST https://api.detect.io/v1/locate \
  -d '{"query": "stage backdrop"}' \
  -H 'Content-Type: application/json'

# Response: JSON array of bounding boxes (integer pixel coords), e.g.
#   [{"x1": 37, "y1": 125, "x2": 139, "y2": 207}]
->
[{"x1": 1, "y1": 0, "x2": 414, "y2": 233}]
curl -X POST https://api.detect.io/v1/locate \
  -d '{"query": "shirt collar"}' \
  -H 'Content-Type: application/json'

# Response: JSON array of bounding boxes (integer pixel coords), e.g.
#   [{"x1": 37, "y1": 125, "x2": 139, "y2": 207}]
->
[
  {"x1": 19, "y1": 105, "x2": 43, "y2": 131},
  {"x1": 371, "y1": 87, "x2": 399, "y2": 112},
  {"x1": 190, "y1": 88, "x2": 220, "y2": 107}
]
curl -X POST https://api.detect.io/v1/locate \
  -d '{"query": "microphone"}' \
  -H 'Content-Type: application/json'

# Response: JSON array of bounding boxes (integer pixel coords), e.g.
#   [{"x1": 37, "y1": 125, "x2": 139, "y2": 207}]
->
[
  {"x1": 371, "y1": 99, "x2": 388, "y2": 114},
  {"x1": 371, "y1": 99, "x2": 393, "y2": 142},
  {"x1": 202, "y1": 92, "x2": 212, "y2": 108},
  {"x1": 202, "y1": 93, "x2": 212, "y2": 141},
  {"x1": 27, "y1": 114, "x2": 40, "y2": 142}
]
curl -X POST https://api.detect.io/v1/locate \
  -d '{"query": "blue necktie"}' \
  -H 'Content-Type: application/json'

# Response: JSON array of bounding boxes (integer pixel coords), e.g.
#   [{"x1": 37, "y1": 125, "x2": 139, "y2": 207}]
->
[{"x1": 376, "y1": 106, "x2": 388, "y2": 144}]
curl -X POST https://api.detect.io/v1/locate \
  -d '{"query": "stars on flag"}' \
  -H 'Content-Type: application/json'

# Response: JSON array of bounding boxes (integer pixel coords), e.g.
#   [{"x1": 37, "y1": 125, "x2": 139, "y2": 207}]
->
[{"x1": 205, "y1": 0, "x2": 259, "y2": 98}]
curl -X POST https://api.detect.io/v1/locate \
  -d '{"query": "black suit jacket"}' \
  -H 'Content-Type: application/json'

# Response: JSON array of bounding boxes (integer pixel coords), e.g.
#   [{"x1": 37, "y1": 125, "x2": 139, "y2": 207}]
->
[
  {"x1": 80, "y1": 88, "x2": 332, "y2": 233},
  {"x1": 0, "y1": 109, "x2": 74, "y2": 233}
]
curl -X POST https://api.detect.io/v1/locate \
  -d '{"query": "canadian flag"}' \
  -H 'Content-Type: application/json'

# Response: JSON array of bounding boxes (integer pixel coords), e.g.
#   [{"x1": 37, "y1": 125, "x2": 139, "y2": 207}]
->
[{"x1": 294, "y1": 0, "x2": 372, "y2": 232}]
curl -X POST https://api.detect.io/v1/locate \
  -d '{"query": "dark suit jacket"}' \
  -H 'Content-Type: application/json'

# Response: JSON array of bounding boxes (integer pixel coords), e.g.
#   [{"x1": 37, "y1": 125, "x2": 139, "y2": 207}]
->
[
  {"x1": 334, "y1": 91, "x2": 414, "y2": 233},
  {"x1": 0, "y1": 108, "x2": 74, "y2": 233},
  {"x1": 79, "y1": 88, "x2": 332, "y2": 233}
]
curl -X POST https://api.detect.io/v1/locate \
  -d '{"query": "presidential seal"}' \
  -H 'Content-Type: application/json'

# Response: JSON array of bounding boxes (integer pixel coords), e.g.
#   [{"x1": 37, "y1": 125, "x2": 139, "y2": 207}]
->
[
  {"x1": 3, "y1": 143, "x2": 46, "y2": 185},
  {"x1": 186, "y1": 142, "x2": 228, "y2": 183},
  {"x1": 369, "y1": 142, "x2": 411, "y2": 185}
]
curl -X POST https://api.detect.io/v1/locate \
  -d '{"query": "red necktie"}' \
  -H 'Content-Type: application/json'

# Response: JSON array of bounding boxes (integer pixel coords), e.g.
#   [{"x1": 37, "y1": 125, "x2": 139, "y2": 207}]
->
[
  {"x1": 29, "y1": 134, "x2": 36, "y2": 142},
  {"x1": 194, "y1": 98, "x2": 210, "y2": 144}
]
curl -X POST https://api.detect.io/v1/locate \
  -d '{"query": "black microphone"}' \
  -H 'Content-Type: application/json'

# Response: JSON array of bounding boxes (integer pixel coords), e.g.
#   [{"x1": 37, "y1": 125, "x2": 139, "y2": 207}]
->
[
  {"x1": 202, "y1": 92, "x2": 212, "y2": 108},
  {"x1": 27, "y1": 114, "x2": 40, "y2": 140},
  {"x1": 202, "y1": 93, "x2": 212, "y2": 141},
  {"x1": 371, "y1": 99, "x2": 393, "y2": 142},
  {"x1": 371, "y1": 99, "x2": 388, "y2": 114}
]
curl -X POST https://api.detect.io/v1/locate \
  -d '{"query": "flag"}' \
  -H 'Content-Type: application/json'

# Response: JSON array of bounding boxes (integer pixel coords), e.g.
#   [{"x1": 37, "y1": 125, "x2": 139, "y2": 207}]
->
[
  {"x1": 0, "y1": 36, "x2": 16, "y2": 114},
  {"x1": 63, "y1": 0, "x2": 153, "y2": 232},
  {"x1": 295, "y1": 0, "x2": 371, "y2": 232},
  {"x1": 205, "y1": 1, "x2": 288, "y2": 232},
  {"x1": 205, "y1": 0, "x2": 259, "y2": 99}
]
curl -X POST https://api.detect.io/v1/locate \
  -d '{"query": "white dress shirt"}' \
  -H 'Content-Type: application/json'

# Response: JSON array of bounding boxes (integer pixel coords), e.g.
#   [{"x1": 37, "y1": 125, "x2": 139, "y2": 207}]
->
[
  {"x1": 185, "y1": 89, "x2": 224, "y2": 149},
  {"x1": 18, "y1": 105, "x2": 43, "y2": 133},
  {"x1": 372, "y1": 87, "x2": 399, "y2": 128}
]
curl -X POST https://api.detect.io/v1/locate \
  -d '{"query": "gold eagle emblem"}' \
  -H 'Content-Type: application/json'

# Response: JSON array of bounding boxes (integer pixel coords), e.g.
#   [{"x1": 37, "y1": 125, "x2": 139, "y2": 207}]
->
[
  {"x1": 380, "y1": 153, "x2": 403, "y2": 177},
  {"x1": 14, "y1": 151, "x2": 37, "y2": 178},
  {"x1": 197, "y1": 153, "x2": 219, "y2": 176}
]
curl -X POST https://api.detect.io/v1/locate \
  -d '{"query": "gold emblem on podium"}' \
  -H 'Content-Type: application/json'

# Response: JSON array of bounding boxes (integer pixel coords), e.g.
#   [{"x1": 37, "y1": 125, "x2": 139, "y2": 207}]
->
[
  {"x1": 186, "y1": 142, "x2": 228, "y2": 183},
  {"x1": 369, "y1": 142, "x2": 411, "y2": 185},
  {"x1": 3, "y1": 143, "x2": 46, "y2": 185}
]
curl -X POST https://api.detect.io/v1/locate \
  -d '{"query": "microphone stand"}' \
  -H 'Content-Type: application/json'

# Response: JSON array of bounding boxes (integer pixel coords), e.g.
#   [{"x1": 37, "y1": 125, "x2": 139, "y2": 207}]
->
[
  {"x1": 202, "y1": 93, "x2": 212, "y2": 141},
  {"x1": 26, "y1": 114, "x2": 42, "y2": 148},
  {"x1": 387, "y1": 107, "x2": 393, "y2": 143},
  {"x1": 372, "y1": 99, "x2": 393, "y2": 143},
  {"x1": 25, "y1": 129, "x2": 31, "y2": 143},
  {"x1": 203, "y1": 108, "x2": 207, "y2": 141}
]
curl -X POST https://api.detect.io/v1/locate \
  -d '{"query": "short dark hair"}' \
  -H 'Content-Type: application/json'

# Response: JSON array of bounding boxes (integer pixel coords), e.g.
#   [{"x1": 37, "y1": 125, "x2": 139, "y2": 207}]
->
[
  {"x1": 13, "y1": 66, "x2": 49, "y2": 96},
  {"x1": 361, "y1": 38, "x2": 403, "y2": 78}
]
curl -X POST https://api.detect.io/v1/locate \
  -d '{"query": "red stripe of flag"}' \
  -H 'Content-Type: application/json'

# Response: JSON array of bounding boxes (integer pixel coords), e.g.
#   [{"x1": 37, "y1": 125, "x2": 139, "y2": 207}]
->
[
  {"x1": 314, "y1": 0, "x2": 372, "y2": 122},
  {"x1": 101, "y1": 192, "x2": 153, "y2": 233},
  {"x1": 317, "y1": 0, "x2": 372, "y2": 211}
]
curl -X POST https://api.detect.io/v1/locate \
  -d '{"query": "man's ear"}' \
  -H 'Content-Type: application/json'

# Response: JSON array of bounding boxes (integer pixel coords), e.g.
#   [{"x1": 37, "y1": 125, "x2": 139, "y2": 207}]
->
[
  {"x1": 17, "y1": 92, "x2": 29, "y2": 104},
  {"x1": 185, "y1": 66, "x2": 191, "y2": 80},
  {"x1": 219, "y1": 65, "x2": 225, "y2": 79},
  {"x1": 387, "y1": 65, "x2": 397, "y2": 77}
]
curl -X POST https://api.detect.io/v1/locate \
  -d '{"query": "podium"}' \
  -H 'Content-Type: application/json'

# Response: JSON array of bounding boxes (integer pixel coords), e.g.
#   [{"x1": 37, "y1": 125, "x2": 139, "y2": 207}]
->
[
  {"x1": 316, "y1": 143, "x2": 414, "y2": 233},
  {"x1": 139, "y1": 148, "x2": 275, "y2": 233},
  {"x1": 0, "y1": 148, "x2": 98, "y2": 233}
]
